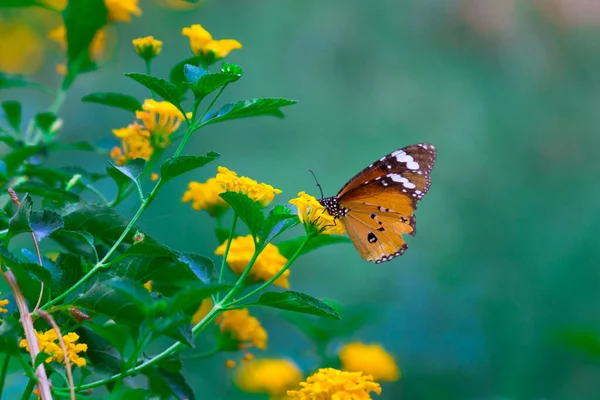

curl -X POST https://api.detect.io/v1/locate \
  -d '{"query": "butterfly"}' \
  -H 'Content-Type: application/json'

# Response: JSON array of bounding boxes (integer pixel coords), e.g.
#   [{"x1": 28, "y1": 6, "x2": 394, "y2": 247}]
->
[{"x1": 318, "y1": 143, "x2": 436, "y2": 263}]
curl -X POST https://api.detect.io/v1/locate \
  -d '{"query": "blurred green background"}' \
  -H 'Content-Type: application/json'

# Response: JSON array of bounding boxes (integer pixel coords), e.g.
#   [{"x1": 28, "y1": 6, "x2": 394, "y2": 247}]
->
[{"x1": 3, "y1": 0, "x2": 600, "y2": 398}]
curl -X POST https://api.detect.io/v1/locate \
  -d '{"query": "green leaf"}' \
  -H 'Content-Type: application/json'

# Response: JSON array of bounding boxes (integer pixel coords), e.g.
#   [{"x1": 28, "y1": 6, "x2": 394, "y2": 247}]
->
[
  {"x1": 0, "y1": 247, "x2": 50, "y2": 305},
  {"x1": 219, "y1": 192, "x2": 264, "y2": 237},
  {"x1": 261, "y1": 205, "x2": 299, "y2": 244},
  {"x1": 145, "y1": 367, "x2": 196, "y2": 400},
  {"x1": 124, "y1": 242, "x2": 177, "y2": 258},
  {"x1": 62, "y1": 0, "x2": 107, "y2": 86},
  {"x1": 156, "y1": 355, "x2": 183, "y2": 373},
  {"x1": 169, "y1": 56, "x2": 202, "y2": 92},
  {"x1": 60, "y1": 202, "x2": 154, "y2": 247},
  {"x1": 4, "y1": 145, "x2": 47, "y2": 174},
  {"x1": 253, "y1": 290, "x2": 341, "y2": 319},
  {"x1": 2, "y1": 101, "x2": 21, "y2": 132},
  {"x1": 0, "y1": 0, "x2": 38, "y2": 7},
  {"x1": 13, "y1": 181, "x2": 79, "y2": 203},
  {"x1": 29, "y1": 209, "x2": 64, "y2": 242},
  {"x1": 0, "y1": 134, "x2": 19, "y2": 149},
  {"x1": 76, "y1": 325, "x2": 123, "y2": 374},
  {"x1": 7, "y1": 193, "x2": 32, "y2": 241},
  {"x1": 108, "y1": 159, "x2": 146, "y2": 199},
  {"x1": 277, "y1": 235, "x2": 351, "y2": 259},
  {"x1": 555, "y1": 330, "x2": 600, "y2": 359},
  {"x1": 175, "y1": 251, "x2": 214, "y2": 284},
  {"x1": 50, "y1": 253, "x2": 86, "y2": 297},
  {"x1": 201, "y1": 98, "x2": 297, "y2": 126},
  {"x1": 0, "y1": 73, "x2": 54, "y2": 93},
  {"x1": 112, "y1": 277, "x2": 154, "y2": 312},
  {"x1": 34, "y1": 351, "x2": 51, "y2": 368},
  {"x1": 35, "y1": 112, "x2": 58, "y2": 137},
  {"x1": 168, "y1": 282, "x2": 230, "y2": 315},
  {"x1": 125, "y1": 73, "x2": 183, "y2": 112},
  {"x1": 74, "y1": 276, "x2": 151, "y2": 324},
  {"x1": 0, "y1": 317, "x2": 20, "y2": 355},
  {"x1": 51, "y1": 230, "x2": 97, "y2": 262},
  {"x1": 183, "y1": 64, "x2": 207, "y2": 85},
  {"x1": 108, "y1": 387, "x2": 147, "y2": 400},
  {"x1": 160, "y1": 152, "x2": 219, "y2": 183},
  {"x1": 189, "y1": 64, "x2": 242, "y2": 100},
  {"x1": 82, "y1": 92, "x2": 142, "y2": 112},
  {"x1": 221, "y1": 62, "x2": 243, "y2": 76}
]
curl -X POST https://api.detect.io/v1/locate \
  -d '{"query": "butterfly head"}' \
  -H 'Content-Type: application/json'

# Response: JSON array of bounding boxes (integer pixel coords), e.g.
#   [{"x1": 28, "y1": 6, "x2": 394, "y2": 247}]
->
[{"x1": 318, "y1": 196, "x2": 349, "y2": 218}]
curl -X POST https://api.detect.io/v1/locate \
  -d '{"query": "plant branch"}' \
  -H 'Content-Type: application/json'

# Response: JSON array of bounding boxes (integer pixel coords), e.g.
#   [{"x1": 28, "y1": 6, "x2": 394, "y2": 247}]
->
[
  {"x1": 1, "y1": 269, "x2": 52, "y2": 400},
  {"x1": 37, "y1": 310, "x2": 75, "y2": 400}
]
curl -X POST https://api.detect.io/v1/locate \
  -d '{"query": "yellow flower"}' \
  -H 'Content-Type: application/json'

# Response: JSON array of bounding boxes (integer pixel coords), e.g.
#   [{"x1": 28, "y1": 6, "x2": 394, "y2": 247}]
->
[
  {"x1": 339, "y1": 343, "x2": 400, "y2": 382},
  {"x1": 287, "y1": 368, "x2": 381, "y2": 400},
  {"x1": 0, "y1": 22, "x2": 44, "y2": 75},
  {"x1": 132, "y1": 36, "x2": 162, "y2": 60},
  {"x1": 235, "y1": 359, "x2": 303, "y2": 397},
  {"x1": 216, "y1": 166, "x2": 282, "y2": 206},
  {"x1": 151, "y1": 172, "x2": 159, "y2": 181},
  {"x1": 216, "y1": 308, "x2": 267, "y2": 350},
  {"x1": 215, "y1": 235, "x2": 290, "y2": 288},
  {"x1": 0, "y1": 292, "x2": 8, "y2": 314},
  {"x1": 105, "y1": 0, "x2": 142, "y2": 23},
  {"x1": 48, "y1": 25, "x2": 106, "y2": 60},
  {"x1": 110, "y1": 122, "x2": 153, "y2": 165},
  {"x1": 135, "y1": 99, "x2": 189, "y2": 148},
  {"x1": 289, "y1": 191, "x2": 345, "y2": 235},
  {"x1": 191, "y1": 298, "x2": 213, "y2": 325},
  {"x1": 181, "y1": 178, "x2": 228, "y2": 216},
  {"x1": 20, "y1": 330, "x2": 87, "y2": 367},
  {"x1": 181, "y1": 24, "x2": 242, "y2": 59},
  {"x1": 143, "y1": 280, "x2": 153, "y2": 292}
]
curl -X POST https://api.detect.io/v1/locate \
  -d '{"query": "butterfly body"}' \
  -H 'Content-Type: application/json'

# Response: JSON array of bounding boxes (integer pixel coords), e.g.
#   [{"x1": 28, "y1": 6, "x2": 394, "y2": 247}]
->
[{"x1": 318, "y1": 143, "x2": 436, "y2": 263}]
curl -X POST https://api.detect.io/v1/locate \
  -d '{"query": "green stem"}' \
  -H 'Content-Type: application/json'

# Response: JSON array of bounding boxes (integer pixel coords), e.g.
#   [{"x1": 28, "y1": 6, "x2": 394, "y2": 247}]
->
[
  {"x1": 0, "y1": 354, "x2": 10, "y2": 396},
  {"x1": 216, "y1": 214, "x2": 238, "y2": 301},
  {"x1": 227, "y1": 234, "x2": 313, "y2": 306},
  {"x1": 220, "y1": 247, "x2": 262, "y2": 306},
  {"x1": 55, "y1": 304, "x2": 223, "y2": 393},
  {"x1": 21, "y1": 379, "x2": 35, "y2": 400},
  {"x1": 39, "y1": 181, "x2": 163, "y2": 312}
]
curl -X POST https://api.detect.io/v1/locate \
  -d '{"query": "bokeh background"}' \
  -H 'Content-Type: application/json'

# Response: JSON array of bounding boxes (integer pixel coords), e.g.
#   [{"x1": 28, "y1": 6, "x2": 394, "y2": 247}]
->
[{"x1": 2, "y1": 0, "x2": 600, "y2": 398}]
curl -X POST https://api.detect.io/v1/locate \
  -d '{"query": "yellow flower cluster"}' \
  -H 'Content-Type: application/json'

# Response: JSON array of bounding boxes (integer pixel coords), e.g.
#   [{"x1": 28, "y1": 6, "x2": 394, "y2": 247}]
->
[
  {"x1": 216, "y1": 166, "x2": 282, "y2": 206},
  {"x1": 183, "y1": 167, "x2": 282, "y2": 214},
  {"x1": 132, "y1": 36, "x2": 162, "y2": 60},
  {"x1": 289, "y1": 191, "x2": 345, "y2": 235},
  {"x1": 111, "y1": 100, "x2": 189, "y2": 165},
  {"x1": 182, "y1": 24, "x2": 242, "y2": 60},
  {"x1": 110, "y1": 122, "x2": 153, "y2": 166},
  {"x1": 181, "y1": 178, "x2": 229, "y2": 216},
  {"x1": 287, "y1": 368, "x2": 381, "y2": 400},
  {"x1": 105, "y1": 0, "x2": 142, "y2": 22},
  {"x1": 235, "y1": 359, "x2": 303, "y2": 397},
  {"x1": 215, "y1": 235, "x2": 290, "y2": 288},
  {"x1": 20, "y1": 330, "x2": 88, "y2": 367},
  {"x1": 339, "y1": 343, "x2": 400, "y2": 382},
  {"x1": 217, "y1": 308, "x2": 267, "y2": 350},
  {"x1": 0, "y1": 292, "x2": 8, "y2": 313}
]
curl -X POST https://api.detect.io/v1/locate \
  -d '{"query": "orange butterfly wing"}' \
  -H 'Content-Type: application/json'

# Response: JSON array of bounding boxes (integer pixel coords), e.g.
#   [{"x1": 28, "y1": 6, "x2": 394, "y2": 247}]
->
[{"x1": 321, "y1": 143, "x2": 436, "y2": 263}]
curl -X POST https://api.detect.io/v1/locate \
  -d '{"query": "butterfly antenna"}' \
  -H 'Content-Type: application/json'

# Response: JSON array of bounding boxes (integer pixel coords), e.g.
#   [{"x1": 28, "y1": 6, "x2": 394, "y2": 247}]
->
[{"x1": 309, "y1": 169, "x2": 325, "y2": 199}]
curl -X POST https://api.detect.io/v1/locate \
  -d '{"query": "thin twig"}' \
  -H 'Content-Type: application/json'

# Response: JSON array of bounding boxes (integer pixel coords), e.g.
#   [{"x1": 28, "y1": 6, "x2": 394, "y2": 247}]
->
[
  {"x1": 1, "y1": 269, "x2": 52, "y2": 399},
  {"x1": 8, "y1": 188, "x2": 46, "y2": 313},
  {"x1": 37, "y1": 310, "x2": 75, "y2": 400}
]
